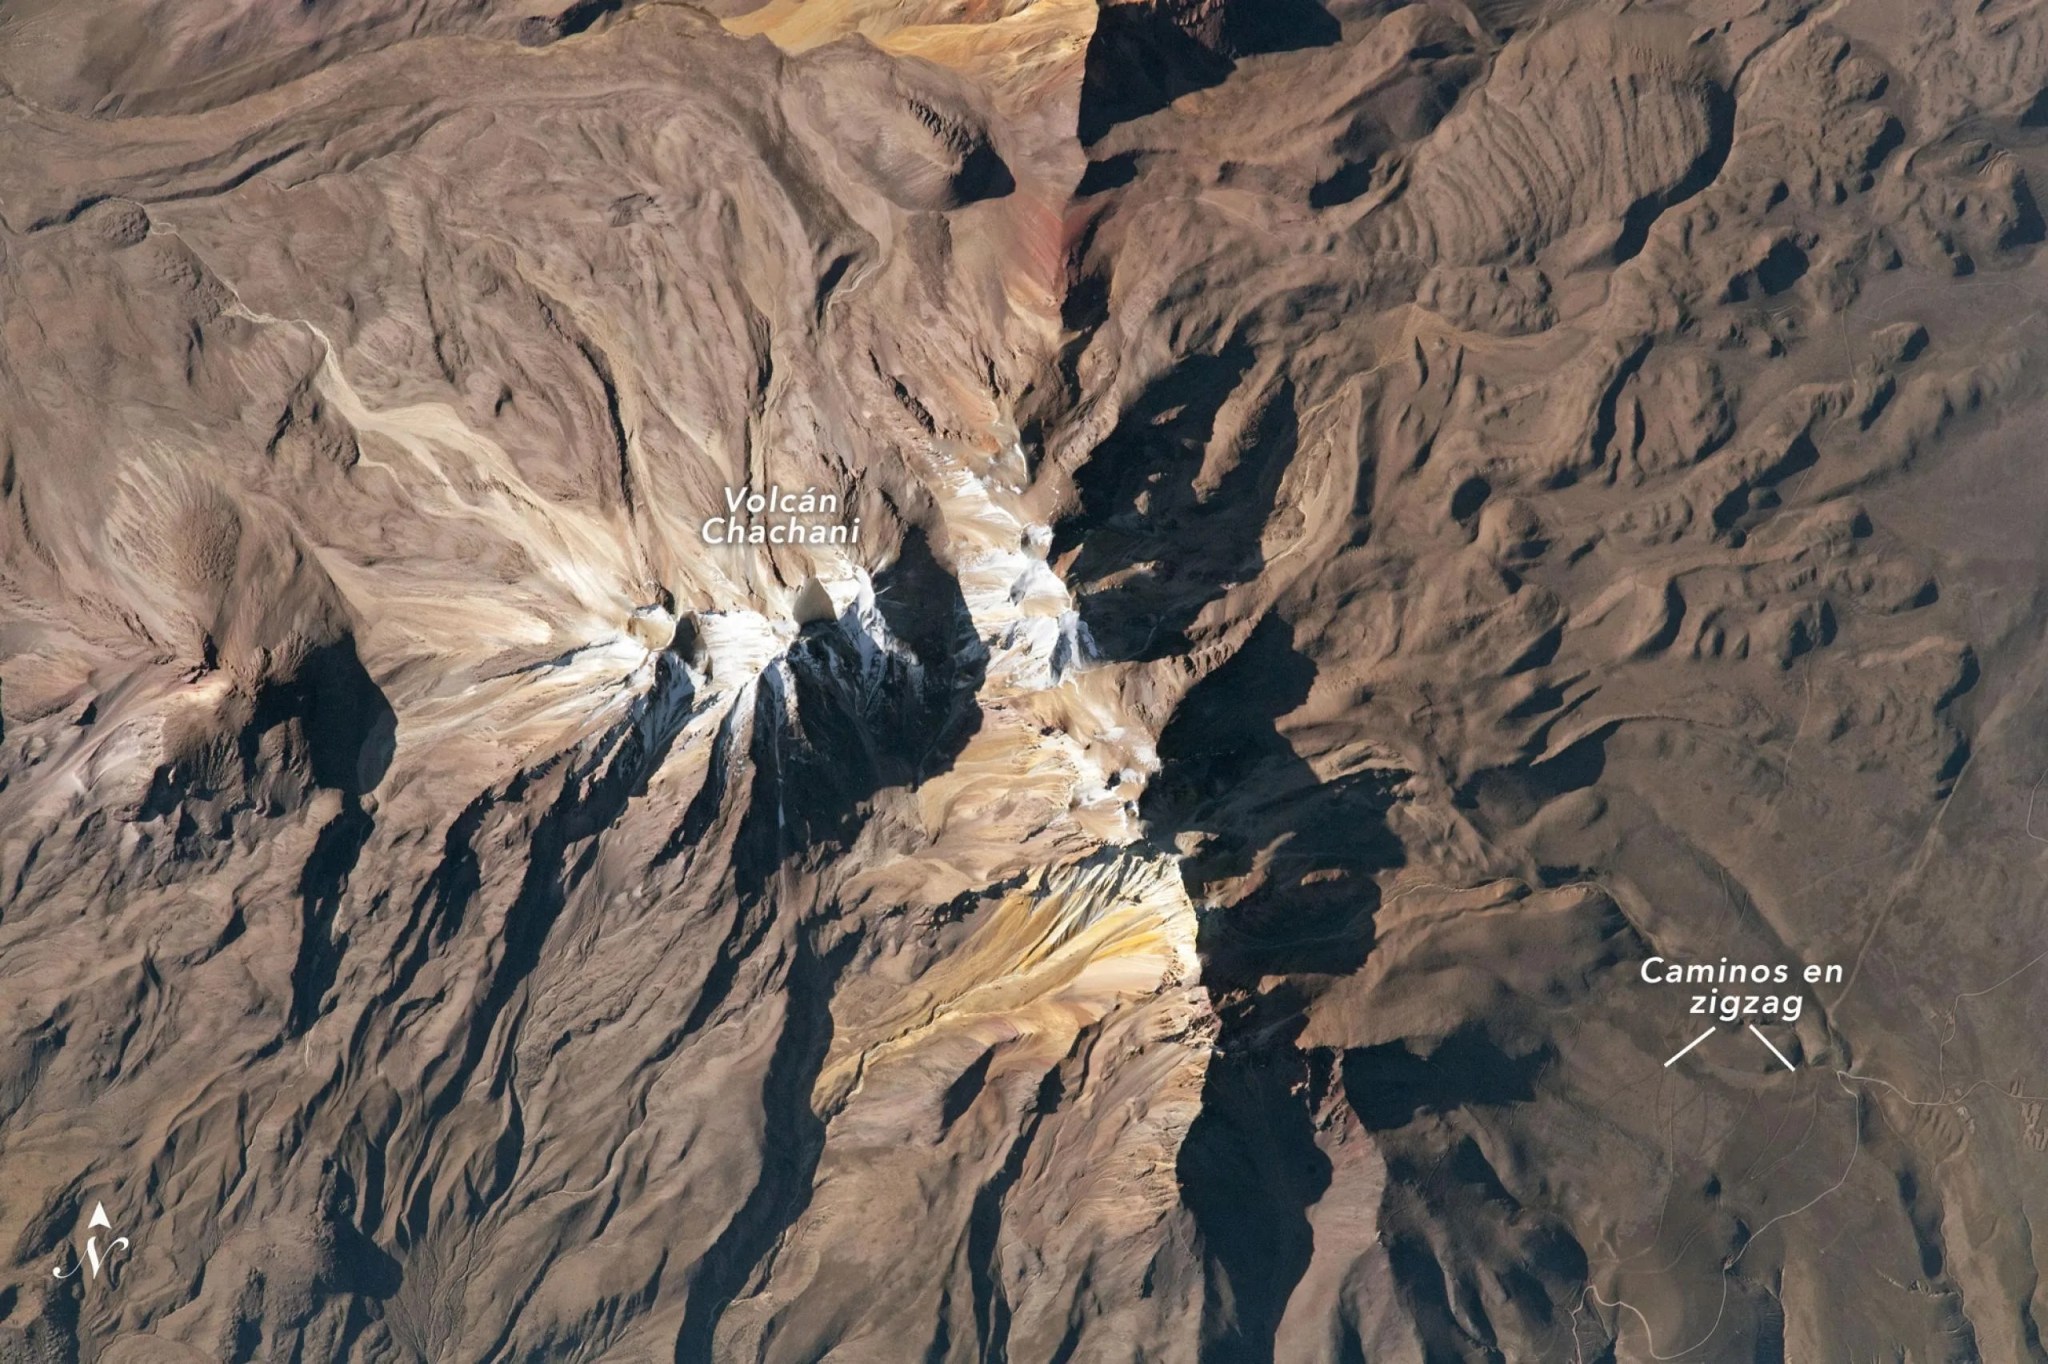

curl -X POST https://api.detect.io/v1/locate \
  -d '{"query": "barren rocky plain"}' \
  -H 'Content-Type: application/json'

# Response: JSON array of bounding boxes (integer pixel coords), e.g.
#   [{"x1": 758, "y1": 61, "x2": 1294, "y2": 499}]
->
[{"x1": 3, "y1": 0, "x2": 2048, "y2": 1359}]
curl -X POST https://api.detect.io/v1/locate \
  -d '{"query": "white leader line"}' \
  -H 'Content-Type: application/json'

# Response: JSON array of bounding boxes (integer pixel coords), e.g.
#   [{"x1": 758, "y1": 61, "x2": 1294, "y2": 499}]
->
[
  {"x1": 1748, "y1": 1024, "x2": 1796, "y2": 1071},
  {"x1": 1664, "y1": 1027, "x2": 1716, "y2": 1067}
]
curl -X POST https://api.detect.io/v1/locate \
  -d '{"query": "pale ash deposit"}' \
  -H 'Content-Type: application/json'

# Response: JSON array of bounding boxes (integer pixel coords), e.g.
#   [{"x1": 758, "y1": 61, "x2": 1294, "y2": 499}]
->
[{"x1": 700, "y1": 484, "x2": 861, "y2": 546}]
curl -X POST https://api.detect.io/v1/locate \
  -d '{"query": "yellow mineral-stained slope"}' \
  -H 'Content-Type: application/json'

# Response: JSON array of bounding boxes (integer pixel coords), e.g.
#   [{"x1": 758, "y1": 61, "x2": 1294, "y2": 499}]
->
[{"x1": 820, "y1": 855, "x2": 1201, "y2": 1107}]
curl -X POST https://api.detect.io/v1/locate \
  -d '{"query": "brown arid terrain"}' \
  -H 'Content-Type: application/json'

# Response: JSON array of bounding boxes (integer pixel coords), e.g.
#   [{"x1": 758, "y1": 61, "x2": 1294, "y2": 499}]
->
[{"x1": 3, "y1": 0, "x2": 2048, "y2": 1359}]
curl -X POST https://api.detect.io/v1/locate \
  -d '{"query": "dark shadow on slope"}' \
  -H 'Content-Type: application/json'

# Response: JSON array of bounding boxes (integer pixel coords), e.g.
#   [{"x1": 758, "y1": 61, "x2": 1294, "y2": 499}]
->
[
  {"x1": 1082, "y1": 344, "x2": 1574, "y2": 1360},
  {"x1": 201, "y1": 633, "x2": 394, "y2": 1038},
  {"x1": 1139, "y1": 616, "x2": 1401, "y2": 1362},
  {"x1": 1078, "y1": 0, "x2": 1341, "y2": 145},
  {"x1": 378, "y1": 791, "x2": 494, "y2": 1011},
  {"x1": 872, "y1": 526, "x2": 990, "y2": 784},
  {"x1": 410, "y1": 651, "x2": 699, "y2": 1138},
  {"x1": 1340, "y1": 1027, "x2": 1549, "y2": 1132},
  {"x1": 965, "y1": 1065, "x2": 1067, "y2": 1358},
  {"x1": 955, "y1": 140, "x2": 1017, "y2": 205},
  {"x1": 278, "y1": 636, "x2": 398, "y2": 798},
  {"x1": 287, "y1": 796, "x2": 375, "y2": 1036},
  {"x1": 1347, "y1": 1047, "x2": 1603, "y2": 1359},
  {"x1": 1611, "y1": 82, "x2": 1734, "y2": 266},
  {"x1": 143, "y1": 632, "x2": 395, "y2": 824},
  {"x1": 661, "y1": 530, "x2": 985, "y2": 883},
  {"x1": 2003, "y1": 171, "x2": 2046, "y2": 250},
  {"x1": 714, "y1": 540, "x2": 987, "y2": 904},
  {"x1": 1221, "y1": 0, "x2": 1343, "y2": 55},
  {"x1": 516, "y1": 0, "x2": 631, "y2": 45},
  {"x1": 1143, "y1": 614, "x2": 1316, "y2": 824},
  {"x1": 1079, "y1": 7, "x2": 1232, "y2": 145},
  {"x1": 649, "y1": 544, "x2": 989, "y2": 1080},
  {"x1": 1146, "y1": 616, "x2": 1402, "y2": 987},
  {"x1": 672, "y1": 927, "x2": 857, "y2": 1363},
  {"x1": 1076, "y1": 151, "x2": 1139, "y2": 196},
  {"x1": 1455, "y1": 725, "x2": 1611, "y2": 831},
  {"x1": 1177, "y1": 1022, "x2": 1332, "y2": 1364},
  {"x1": 1053, "y1": 343, "x2": 1300, "y2": 663},
  {"x1": 325, "y1": 1166, "x2": 403, "y2": 1301},
  {"x1": 1373, "y1": 1135, "x2": 1593, "y2": 1360},
  {"x1": 1309, "y1": 159, "x2": 1376, "y2": 209}
]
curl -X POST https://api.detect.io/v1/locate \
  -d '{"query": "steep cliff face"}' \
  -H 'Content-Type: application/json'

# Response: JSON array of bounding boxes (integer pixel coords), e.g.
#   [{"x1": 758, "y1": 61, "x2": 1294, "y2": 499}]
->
[{"x1": 4, "y1": 0, "x2": 2048, "y2": 1360}]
